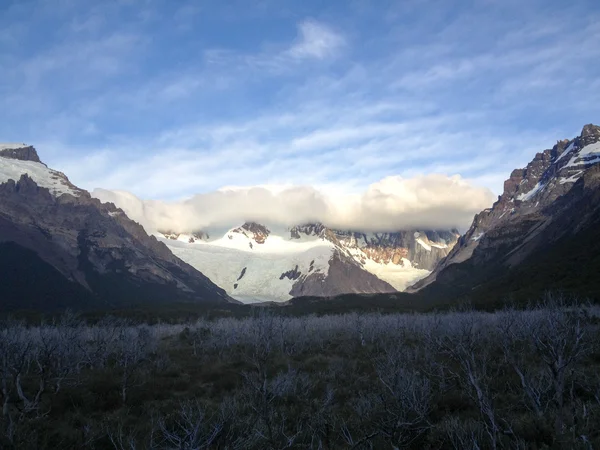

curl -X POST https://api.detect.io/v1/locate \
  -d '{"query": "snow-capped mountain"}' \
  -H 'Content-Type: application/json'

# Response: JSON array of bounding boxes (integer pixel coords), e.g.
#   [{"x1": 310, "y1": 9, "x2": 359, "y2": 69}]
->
[
  {"x1": 0, "y1": 144, "x2": 234, "y2": 310},
  {"x1": 0, "y1": 144, "x2": 82, "y2": 196},
  {"x1": 409, "y1": 124, "x2": 600, "y2": 300},
  {"x1": 159, "y1": 222, "x2": 459, "y2": 303}
]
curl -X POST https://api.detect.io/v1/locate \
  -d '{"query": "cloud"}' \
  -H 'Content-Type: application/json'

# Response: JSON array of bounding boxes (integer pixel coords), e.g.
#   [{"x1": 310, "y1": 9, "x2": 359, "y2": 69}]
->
[
  {"x1": 201, "y1": 19, "x2": 345, "y2": 75},
  {"x1": 3, "y1": 0, "x2": 599, "y2": 210},
  {"x1": 92, "y1": 174, "x2": 495, "y2": 233},
  {"x1": 287, "y1": 20, "x2": 345, "y2": 60},
  {"x1": 53, "y1": 96, "x2": 553, "y2": 204},
  {"x1": 48, "y1": 98, "x2": 554, "y2": 204}
]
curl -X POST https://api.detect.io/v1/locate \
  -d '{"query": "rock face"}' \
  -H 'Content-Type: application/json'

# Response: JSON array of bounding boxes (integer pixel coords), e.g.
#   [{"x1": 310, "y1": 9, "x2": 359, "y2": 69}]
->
[
  {"x1": 0, "y1": 146, "x2": 234, "y2": 310},
  {"x1": 304, "y1": 227, "x2": 460, "y2": 271},
  {"x1": 409, "y1": 124, "x2": 600, "y2": 302},
  {"x1": 233, "y1": 222, "x2": 270, "y2": 244},
  {"x1": 0, "y1": 144, "x2": 42, "y2": 163},
  {"x1": 288, "y1": 250, "x2": 397, "y2": 298}
]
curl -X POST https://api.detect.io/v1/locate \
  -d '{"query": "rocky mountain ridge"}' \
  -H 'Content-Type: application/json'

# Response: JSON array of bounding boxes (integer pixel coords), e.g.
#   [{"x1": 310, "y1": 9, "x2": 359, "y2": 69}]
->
[
  {"x1": 0, "y1": 144, "x2": 234, "y2": 310},
  {"x1": 0, "y1": 144, "x2": 43, "y2": 163},
  {"x1": 409, "y1": 124, "x2": 600, "y2": 299},
  {"x1": 164, "y1": 222, "x2": 458, "y2": 270}
]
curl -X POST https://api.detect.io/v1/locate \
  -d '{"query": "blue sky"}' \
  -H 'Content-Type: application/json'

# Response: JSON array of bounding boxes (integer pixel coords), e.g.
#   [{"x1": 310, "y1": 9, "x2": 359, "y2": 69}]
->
[{"x1": 1, "y1": 0, "x2": 599, "y2": 202}]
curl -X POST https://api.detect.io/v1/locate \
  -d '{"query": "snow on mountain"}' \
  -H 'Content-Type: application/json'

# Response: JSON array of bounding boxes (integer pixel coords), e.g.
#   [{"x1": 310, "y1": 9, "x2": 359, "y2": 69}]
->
[
  {"x1": 457, "y1": 124, "x2": 600, "y2": 235},
  {"x1": 0, "y1": 143, "x2": 29, "y2": 150},
  {"x1": 0, "y1": 144, "x2": 234, "y2": 309},
  {"x1": 159, "y1": 222, "x2": 457, "y2": 302},
  {"x1": 359, "y1": 258, "x2": 429, "y2": 291},
  {"x1": 516, "y1": 181, "x2": 543, "y2": 202},
  {"x1": 0, "y1": 145, "x2": 80, "y2": 197},
  {"x1": 409, "y1": 123, "x2": 600, "y2": 293},
  {"x1": 161, "y1": 231, "x2": 333, "y2": 303},
  {"x1": 416, "y1": 237, "x2": 432, "y2": 251}
]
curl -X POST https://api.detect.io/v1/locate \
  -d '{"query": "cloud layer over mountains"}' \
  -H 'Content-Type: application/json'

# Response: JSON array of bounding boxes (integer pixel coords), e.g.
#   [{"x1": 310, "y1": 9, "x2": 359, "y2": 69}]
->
[{"x1": 92, "y1": 174, "x2": 495, "y2": 233}]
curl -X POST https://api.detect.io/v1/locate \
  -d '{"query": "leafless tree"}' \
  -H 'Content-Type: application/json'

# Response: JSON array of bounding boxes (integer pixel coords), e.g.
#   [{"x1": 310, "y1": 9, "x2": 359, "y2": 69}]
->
[
  {"x1": 156, "y1": 400, "x2": 224, "y2": 449},
  {"x1": 78, "y1": 317, "x2": 125, "y2": 369},
  {"x1": 442, "y1": 417, "x2": 485, "y2": 450},
  {"x1": 428, "y1": 312, "x2": 505, "y2": 450},
  {"x1": 498, "y1": 309, "x2": 553, "y2": 418},
  {"x1": 106, "y1": 421, "x2": 139, "y2": 450},
  {"x1": 529, "y1": 296, "x2": 593, "y2": 435},
  {"x1": 113, "y1": 326, "x2": 156, "y2": 404},
  {"x1": 370, "y1": 345, "x2": 433, "y2": 448},
  {"x1": 304, "y1": 385, "x2": 338, "y2": 449},
  {"x1": 239, "y1": 365, "x2": 307, "y2": 448}
]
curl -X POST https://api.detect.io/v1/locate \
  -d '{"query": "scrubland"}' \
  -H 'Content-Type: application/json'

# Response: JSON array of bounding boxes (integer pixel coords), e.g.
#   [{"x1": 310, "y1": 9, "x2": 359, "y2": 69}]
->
[{"x1": 1, "y1": 295, "x2": 599, "y2": 449}]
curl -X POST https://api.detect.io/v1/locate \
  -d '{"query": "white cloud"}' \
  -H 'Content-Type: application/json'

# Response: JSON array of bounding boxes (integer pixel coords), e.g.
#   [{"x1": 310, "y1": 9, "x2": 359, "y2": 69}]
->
[
  {"x1": 200, "y1": 19, "x2": 345, "y2": 75},
  {"x1": 287, "y1": 20, "x2": 345, "y2": 60},
  {"x1": 92, "y1": 174, "x2": 494, "y2": 233}
]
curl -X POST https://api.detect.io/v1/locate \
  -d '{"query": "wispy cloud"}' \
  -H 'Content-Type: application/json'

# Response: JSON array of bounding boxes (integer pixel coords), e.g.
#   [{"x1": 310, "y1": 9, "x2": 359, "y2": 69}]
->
[
  {"x1": 52, "y1": 101, "x2": 550, "y2": 201},
  {"x1": 202, "y1": 18, "x2": 345, "y2": 75},
  {"x1": 287, "y1": 19, "x2": 345, "y2": 60},
  {"x1": 0, "y1": 0, "x2": 598, "y2": 211}
]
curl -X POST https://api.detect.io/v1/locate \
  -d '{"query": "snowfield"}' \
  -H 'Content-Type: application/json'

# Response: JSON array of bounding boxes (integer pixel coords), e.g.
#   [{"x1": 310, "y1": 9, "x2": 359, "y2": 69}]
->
[
  {"x1": 0, "y1": 154, "x2": 79, "y2": 197},
  {"x1": 165, "y1": 240, "x2": 333, "y2": 303},
  {"x1": 161, "y1": 227, "x2": 431, "y2": 302},
  {"x1": 360, "y1": 258, "x2": 429, "y2": 291},
  {"x1": 161, "y1": 230, "x2": 335, "y2": 303}
]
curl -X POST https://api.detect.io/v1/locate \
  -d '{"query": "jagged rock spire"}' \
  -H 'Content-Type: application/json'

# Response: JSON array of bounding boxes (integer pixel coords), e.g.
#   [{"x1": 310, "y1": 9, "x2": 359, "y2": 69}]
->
[{"x1": 580, "y1": 124, "x2": 600, "y2": 146}]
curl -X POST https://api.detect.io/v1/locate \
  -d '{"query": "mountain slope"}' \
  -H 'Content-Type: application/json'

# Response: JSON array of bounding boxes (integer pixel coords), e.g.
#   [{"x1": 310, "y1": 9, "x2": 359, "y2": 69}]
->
[
  {"x1": 158, "y1": 222, "x2": 458, "y2": 302},
  {"x1": 409, "y1": 124, "x2": 600, "y2": 303},
  {"x1": 0, "y1": 144, "x2": 234, "y2": 310}
]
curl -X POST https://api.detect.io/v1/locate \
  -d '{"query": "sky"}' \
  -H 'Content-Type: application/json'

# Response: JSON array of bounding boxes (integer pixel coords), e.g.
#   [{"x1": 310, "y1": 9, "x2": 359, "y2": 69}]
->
[{"x1": 1, "y1": 0, "x2": 599, "y2": 231}]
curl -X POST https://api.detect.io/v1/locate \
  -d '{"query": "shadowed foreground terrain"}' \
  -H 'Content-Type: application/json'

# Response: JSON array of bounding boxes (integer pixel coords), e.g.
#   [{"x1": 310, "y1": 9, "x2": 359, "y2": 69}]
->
[{"x1": 1, "y1": 296, "x2": 599, "y2": 449}]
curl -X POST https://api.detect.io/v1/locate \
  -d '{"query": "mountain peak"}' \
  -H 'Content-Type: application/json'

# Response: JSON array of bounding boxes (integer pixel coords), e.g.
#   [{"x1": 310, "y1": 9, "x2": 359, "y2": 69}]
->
[
  {"x1": 581, "y1": 123, "x2": 600, "y2": 136},
  {"x1": 410, "y1": 122, "x2": 600, "y2": 294},
  {"x1": 232, "y1": 222, "x2": 271, "y2": 244},
  {"x1": 0, "y1": 144, "x2": 43, "y2": 164},
  {"x1": 580, "y1": 124, "x2": 600, "y2": 146},
  {"x1": 0, "y1": 151, "x2": 234, "y2": 309}
]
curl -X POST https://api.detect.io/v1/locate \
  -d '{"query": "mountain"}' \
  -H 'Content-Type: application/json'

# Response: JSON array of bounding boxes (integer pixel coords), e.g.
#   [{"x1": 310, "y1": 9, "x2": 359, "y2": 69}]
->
[
  {"x1": 0, "y1": 144, "x2": 234, "y2": 311},
  {"x1": 158, "y1": 222, "x2": 459, "y2": 303},
  {"x1": 408, "y1": 124, "x2": 600, "y2": 304}
]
